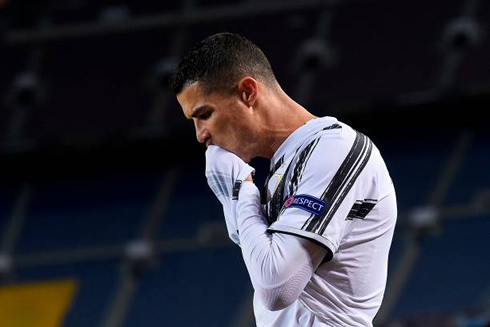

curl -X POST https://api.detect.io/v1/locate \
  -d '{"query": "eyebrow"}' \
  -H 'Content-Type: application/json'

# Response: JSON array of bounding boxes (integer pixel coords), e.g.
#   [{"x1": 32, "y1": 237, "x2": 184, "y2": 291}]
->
[{"x1": 187, "y1": 105, "x2": 210, "y2": 120}]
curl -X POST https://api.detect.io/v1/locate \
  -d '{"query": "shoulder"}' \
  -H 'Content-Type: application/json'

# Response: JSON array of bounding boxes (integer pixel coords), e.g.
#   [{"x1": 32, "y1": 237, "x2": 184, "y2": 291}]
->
[
  {"x1": 293, "y1": 121, "x2": 363, "y2": 169},
  {"x1": 285, "y1": 122, "x2": 379, "y2": 193}
]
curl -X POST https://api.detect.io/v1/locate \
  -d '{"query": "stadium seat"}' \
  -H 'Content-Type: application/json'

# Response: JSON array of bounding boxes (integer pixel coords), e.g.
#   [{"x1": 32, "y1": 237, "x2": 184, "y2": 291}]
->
[
  {"x1": 124, "y1": 247, "x2": 252, "y2": 327},
  {"x1": 391, "y1": 214, "x2": 490, "y2": 319},
  {"x1": 16, "y1": 171, "x2": 162, "y2": 253}
]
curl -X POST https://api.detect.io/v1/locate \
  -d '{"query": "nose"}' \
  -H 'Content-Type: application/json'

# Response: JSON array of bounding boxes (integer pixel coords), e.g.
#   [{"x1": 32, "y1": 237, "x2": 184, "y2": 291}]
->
[{"x1": 194, "y1": 121, "x2": 210, "y2": 144}]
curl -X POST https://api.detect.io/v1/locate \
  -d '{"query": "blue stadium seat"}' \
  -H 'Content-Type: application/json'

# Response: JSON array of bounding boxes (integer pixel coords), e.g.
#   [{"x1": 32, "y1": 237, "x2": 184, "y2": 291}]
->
[
  {"x1": 0, "y1": 185, "x2": 19, "y2": 239},
  {"x1": 16, "y1": 171, "x2": 162, "y2": 253},
  {"x1": 160, "y1": 166, "x2": 224, "y2": 239},
  {"x1": 445, "y1": 132, "x2": 490, "y2": 205},
  {"x1": 390, "y1": 214, "x2": 490, "y2": 319},
  {"x1": 374, "y1": 133, "x2": 457, "y2": 211},
  {"x1": 124, "y1": 247, "x2": 252, "y2": 327}
]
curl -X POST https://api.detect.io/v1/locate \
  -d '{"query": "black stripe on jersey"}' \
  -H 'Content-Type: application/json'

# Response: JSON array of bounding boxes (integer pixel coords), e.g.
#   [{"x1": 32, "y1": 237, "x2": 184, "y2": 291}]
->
[
  {"x1": 285, "y1": 124, "x2": 339, "y2": 199},
  {"x1": 317, "y1": 136, "x2": 373, "y2": 234},
  {"x1": 302, "y1": 132, "x2": 366, "y2": 232},
  {"x1": 261, "y1": 155, "x2": 284, "y2": 205},
  {"x1": 268, "y1": 155, "x2": 285, "y2": 179},
  {"x1": 323, "y1": 123, "x2": 342, "y2": 131},
  {"x1": 266, "y1": 158, "x2": 294, "y2": 224},
  {"x1": 346, "y1": 199, "x2": 378, "y2": 220},
  {"x1": 347, "y1": 200, "x2": 363, "y2": 219},
  {"x1": 357, "y1": 199, "x2": 377, "y2": 218},
  {"x1": 288, "y1": 138, "x2": 320, "y2": 197},
  {"x1": 312, "y1": 123, "x2": 342, "y2": 137}
]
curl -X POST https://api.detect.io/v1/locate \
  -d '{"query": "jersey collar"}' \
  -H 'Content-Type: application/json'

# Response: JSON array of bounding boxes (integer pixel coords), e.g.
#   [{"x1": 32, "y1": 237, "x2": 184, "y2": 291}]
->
[{"x1": 270, "y1": 116, "x2": 338, "y2": 170}]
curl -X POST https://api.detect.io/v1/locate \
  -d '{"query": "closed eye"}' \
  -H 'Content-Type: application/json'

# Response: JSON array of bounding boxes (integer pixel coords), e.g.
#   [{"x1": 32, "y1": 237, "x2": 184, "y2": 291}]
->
[
  {"x1": 190, "y1": 105, "x2": 213, "y2": 120},
  {"x1": 198, "y1": 110, "x2": 212, "y2": 120}
]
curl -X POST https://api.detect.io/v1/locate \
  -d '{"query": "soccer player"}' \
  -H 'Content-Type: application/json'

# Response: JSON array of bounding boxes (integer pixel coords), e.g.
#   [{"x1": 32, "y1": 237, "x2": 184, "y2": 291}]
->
[{"x1": 169, "y1": 32, "x2": 397, "y2": 327}]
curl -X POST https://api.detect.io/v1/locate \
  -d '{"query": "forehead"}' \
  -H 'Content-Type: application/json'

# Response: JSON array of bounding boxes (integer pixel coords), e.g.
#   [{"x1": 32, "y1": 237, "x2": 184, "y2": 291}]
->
[
  {"x1": 177, "y1": 82, "x2": 230, "y2": 119},
  {"x1": 177, "y1": 82, "x2": 203, "y2": 117}
]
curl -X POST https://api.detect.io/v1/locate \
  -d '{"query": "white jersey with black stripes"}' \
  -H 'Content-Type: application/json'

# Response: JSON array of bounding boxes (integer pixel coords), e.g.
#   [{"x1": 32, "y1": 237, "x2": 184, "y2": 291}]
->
[{"x1": 257, "y1": 116, "x2": 397, "y2": 326}]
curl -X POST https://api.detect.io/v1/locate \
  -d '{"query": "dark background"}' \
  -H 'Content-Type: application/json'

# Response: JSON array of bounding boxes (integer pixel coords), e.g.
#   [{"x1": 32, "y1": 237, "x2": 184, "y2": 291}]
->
[{"x1": 0, "y1": 0, "x2": 489, "y2": 326}]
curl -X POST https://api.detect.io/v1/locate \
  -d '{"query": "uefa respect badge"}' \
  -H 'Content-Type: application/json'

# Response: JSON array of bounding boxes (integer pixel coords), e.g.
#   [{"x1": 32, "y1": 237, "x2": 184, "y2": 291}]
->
[{"x1": 283, "y1": 194, "x2": 326, "y2": 216}]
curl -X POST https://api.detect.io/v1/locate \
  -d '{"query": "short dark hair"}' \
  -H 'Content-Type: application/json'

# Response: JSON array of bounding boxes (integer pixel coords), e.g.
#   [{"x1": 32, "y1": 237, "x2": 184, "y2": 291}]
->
[{"x1": 168, "y1": 32, "x2": 277, "y2": 95}]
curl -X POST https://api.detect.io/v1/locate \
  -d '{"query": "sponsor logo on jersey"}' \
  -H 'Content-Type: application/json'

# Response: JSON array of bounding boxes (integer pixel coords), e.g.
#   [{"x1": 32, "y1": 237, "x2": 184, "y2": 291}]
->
[{"x1": 283, "y1": 194, "x2": 326, "y2": 216}]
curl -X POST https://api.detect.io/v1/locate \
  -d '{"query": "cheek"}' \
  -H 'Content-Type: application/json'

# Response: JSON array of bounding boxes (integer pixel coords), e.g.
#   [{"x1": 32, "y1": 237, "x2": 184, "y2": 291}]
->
[
  {"x1": 213, "y1": 109, "x2": 250, "y2": 145},
  {"x1": 209, "y1": 117, "x2": 231, "y2": 142}
]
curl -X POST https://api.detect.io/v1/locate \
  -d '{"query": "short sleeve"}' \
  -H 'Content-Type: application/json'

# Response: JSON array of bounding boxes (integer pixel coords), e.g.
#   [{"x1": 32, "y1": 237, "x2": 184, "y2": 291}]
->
[{"x1": 267, "y1": 129, "x2": 379, "y2": 260}]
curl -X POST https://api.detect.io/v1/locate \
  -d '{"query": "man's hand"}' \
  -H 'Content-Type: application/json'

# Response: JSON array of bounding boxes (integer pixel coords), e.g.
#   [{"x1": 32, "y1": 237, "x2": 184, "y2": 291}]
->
[{"x1": 205, "y1": 145, "x2": 255, "y2": 245}]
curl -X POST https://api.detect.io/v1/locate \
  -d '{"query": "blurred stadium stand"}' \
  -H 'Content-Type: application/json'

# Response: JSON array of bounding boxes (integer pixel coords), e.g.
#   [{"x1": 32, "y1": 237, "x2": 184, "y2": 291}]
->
[{"x1": 0, "y1": 0, "x2": 489, "y2": 326}]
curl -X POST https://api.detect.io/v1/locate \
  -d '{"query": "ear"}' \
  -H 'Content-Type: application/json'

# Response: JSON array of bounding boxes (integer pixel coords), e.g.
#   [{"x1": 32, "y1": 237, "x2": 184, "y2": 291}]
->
[{"x1": 237, "y1": 77, "x2": 258, "y2": 108}]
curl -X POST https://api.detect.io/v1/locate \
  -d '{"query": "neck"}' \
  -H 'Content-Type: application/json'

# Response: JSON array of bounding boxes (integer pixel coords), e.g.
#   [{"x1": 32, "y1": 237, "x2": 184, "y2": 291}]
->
[{"x1": 258, "y1": 88, "x2": 316, "y2": 159}]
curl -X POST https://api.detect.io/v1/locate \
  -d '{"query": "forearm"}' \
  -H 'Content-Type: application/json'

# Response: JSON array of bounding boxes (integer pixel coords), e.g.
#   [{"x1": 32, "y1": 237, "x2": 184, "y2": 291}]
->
[{"x1": 237, "y1": 182, "x2": 326, "y2": 311}]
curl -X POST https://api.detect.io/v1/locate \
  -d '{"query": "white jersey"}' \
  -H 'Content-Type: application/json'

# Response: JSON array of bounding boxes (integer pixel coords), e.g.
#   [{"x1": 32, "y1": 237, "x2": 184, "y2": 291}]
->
[{"x1": 256, "y1": 116, "x2": 397, "y2": 326}]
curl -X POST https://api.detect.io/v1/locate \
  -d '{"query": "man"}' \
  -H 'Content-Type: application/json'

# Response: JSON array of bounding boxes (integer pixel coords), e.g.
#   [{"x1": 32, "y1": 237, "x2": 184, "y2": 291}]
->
[{"x1": 169, "y1": 32, "x2": 397, "y2": 326}]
